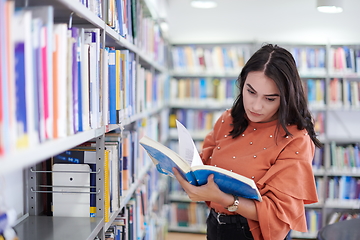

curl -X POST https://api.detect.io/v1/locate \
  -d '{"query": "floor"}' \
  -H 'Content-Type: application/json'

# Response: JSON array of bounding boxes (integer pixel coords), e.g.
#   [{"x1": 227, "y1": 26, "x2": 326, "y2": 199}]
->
[
  {"x1": 166, "y1": 232, "x2": 306, "y2": 240},
  {"x1": 166, "y1": 232, "x2": 206, "y2": 240}
]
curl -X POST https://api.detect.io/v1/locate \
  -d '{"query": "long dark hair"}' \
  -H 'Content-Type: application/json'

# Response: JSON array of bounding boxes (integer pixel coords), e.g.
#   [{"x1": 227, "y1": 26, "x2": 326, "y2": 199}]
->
[{"x1": 230, "y1": 43, "x2": 322, "y2": 148}]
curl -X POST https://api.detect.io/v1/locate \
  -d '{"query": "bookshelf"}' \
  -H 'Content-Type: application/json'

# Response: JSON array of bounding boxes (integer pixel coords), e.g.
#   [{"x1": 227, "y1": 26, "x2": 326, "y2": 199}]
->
[
  {"x1": 0, "y1": 0, "x2": 169, "y2": 239},
  {"x1": 167, "y1": 42, "x2": 360, "y2": 238}
]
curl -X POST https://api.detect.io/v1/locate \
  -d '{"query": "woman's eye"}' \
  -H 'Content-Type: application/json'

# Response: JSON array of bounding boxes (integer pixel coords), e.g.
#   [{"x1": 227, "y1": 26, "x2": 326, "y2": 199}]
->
[
  {"x1": 247, "y1": 89, "x2": 255, "y2": 94},
  {"x1": 266, "y1": 98, "x2": 276, "y2": 102}
]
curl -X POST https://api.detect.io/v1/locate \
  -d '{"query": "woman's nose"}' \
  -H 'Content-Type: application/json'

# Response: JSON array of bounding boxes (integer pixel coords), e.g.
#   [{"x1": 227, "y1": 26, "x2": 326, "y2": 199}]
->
[{"x1": 252, "y1": 97, "x2": 262, "y2": 111}]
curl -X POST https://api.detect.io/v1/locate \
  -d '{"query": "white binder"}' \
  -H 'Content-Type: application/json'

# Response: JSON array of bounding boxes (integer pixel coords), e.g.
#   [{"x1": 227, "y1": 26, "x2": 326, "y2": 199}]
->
[{"x1": 52, "y1": 163, "x2": 90, "y2": 217}]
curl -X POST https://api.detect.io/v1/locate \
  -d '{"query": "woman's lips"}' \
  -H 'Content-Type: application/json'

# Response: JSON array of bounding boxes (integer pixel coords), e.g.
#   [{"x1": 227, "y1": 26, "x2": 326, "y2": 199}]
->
[{"x1": 250, "y1": 111, "x2": 261, "y2": 117}]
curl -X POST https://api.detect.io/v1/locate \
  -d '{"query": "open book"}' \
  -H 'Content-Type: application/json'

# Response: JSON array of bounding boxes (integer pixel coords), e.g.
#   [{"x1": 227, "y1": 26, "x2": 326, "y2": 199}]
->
[{"x1": 139, "y1": 120, "x2": 262, "y2": 202}]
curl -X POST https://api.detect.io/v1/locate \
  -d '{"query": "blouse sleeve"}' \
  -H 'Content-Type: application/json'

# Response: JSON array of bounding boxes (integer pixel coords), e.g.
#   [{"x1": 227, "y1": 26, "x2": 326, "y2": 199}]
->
[{"x1": 248, "y1": 133, "x2": 319, "y2": 240}]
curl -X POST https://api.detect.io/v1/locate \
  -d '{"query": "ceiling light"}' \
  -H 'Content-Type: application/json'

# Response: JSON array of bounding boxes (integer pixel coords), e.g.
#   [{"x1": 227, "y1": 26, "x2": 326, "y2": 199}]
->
[
  {"x1": 191, "y1": 0, "x2": 217, "y2": 9},
  {"x1": 317, "y1": 0, "x2": 343, "y2": 13}
]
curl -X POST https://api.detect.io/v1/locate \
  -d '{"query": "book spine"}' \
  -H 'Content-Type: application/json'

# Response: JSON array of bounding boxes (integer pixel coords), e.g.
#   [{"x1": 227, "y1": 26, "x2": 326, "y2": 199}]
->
[
  {"x1": 89, "y1": 162, "x2": 97, "y2": 217},
  {"x1": 14, "y1": 42, "x2": 29, "y2": 148},
  {"x1": 104, "y1": 149, "x2": 110, "y2": 222},
  {"x1": 108, "y1": 49, "x2": 117, "y2": 124},
  {"x1": 102, "y1": 47, "x2": 109, "y2": 126}
]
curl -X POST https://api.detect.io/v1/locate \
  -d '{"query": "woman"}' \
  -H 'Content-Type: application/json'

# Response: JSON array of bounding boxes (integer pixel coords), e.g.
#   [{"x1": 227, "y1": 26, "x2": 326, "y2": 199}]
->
[{"x1": 173, "y1": 44, "x2": 322, "y2": 240}]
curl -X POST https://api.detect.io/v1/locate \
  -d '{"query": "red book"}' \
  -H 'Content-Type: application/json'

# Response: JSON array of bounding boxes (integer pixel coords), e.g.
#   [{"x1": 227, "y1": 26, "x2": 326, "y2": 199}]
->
[
  {"x1": 52, "y1": 34, "x2": 59, "y2": 138},
  {"x1": 0, "y1": 28, "x2": 3, "y2": 155},
  {"x1": 40, "y1": 26, "x2": 50, "y2": 139}
]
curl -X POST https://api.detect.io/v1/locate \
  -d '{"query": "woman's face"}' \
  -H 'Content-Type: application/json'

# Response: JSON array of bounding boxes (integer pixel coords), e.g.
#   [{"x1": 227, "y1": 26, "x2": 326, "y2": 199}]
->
[{"x1": 242, "y1": 71, "x2": 281, "y2": 123}]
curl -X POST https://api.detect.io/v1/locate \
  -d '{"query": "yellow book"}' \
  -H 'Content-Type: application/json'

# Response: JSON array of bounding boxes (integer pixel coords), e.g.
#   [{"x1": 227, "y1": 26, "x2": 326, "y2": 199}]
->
[
  {"x1": 309, "y1": 210, "x2": 318, "y2": 233},
  {"x1": 315, "y1": 79, "x2": 325, "y2": 107},
  {"x1": 205, "y1": 112, "x2": 213, "y2": 130},
  {"x1": 104, "y1": 149, "x2": 110, "y2": 222},
  {"x1": 217, "y1": 79, "x2": 226, "y2": 102},
  {"x1": 184, "y1": 46, "x2": 195, "y2": 71},
  {"x1": 178, "y1": 79, "x2": 186, "y2": 100},
  {"x1": 169, "y1": 114, "x2": 177, "y2": 128},
  {"x1": 107, "y1": 0, "x2": 115, "y2": 26},
  {"x1": 120, "y1": 50, "x2": 129, "y2": 114},
  {"x1": 213, "y1": 46, "x2": 224, "y2": 72}
]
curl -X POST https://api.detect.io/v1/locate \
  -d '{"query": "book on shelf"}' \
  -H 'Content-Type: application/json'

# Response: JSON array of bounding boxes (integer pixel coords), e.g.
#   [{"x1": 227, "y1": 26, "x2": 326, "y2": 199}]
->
[
  {"x1": 120, "y1": 128, "x2": 146, "y2": 190},
  {"x1": 135, "y1": 65, "x2": 145, "y2": 114},
  {"x1": 65, "y1": 26, "x2": 76, "y2": 135},
  {"x1": 101, "y1": 47, "x2": 109, "y2": 126},
  {"x1": 108, "y1": 47, "x2": 117, "y2": 124},
  {"x1": 53, "y1": 23, "x2": 69, "y2": 138},
  {"x1": 104, "y1": 147, "x2": 111, "y2": 222},
  {"x1": 329, "y1": 78, "x2": 343, "y2": 108},
  {"x1": 26, "y1": 5, "x2": 54, "y2": 141},
  {"x1": 69, "y1": 27, "x2": 80, "y2": 134},
  {"x1": 116, "y1": 49, "x2": 125, "y2": 121},
  {"x1": 13, "y1": 8, "x2": 31, "y2": 149},
  {"x1": 120, "y1": 49, "x2": 131, "y2": 117},
  {"x1": 114, "y1": 208, "x2": 129, "y2": 240},
  {"x1": 139, "y1": 120, "x2": 262, "y2": 202},
  {"x1": 79, "y1": 29, "x2": 91, "y2": 131},
  {"x1": 83, "y1": 28, "x2": 101, "y2": 129}
]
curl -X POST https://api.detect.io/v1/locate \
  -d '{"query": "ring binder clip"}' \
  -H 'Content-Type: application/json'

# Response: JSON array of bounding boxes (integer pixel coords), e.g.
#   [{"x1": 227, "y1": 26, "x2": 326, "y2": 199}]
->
[
  {"x1": 29, "y1": 167, "x2": 100, "y2": 174},
  {"x1": 30, "y1": 187, "x2": 100, "y2": 194},
  {"x1": 39, "y1": 184, "x2": 96, "y2": 189}
]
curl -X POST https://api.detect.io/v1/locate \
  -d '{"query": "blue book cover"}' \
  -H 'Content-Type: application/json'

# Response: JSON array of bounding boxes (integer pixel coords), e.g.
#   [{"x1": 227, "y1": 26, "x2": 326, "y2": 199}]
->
[
  {"x1": 192, "y1": 165, "x2": 262, "y2": 201},
  {"x1": 115, "y1": 0, "x2": 124, "y2": 37},
  {"x1": 307, "y1": 79, "x2": 315, "y2": 103},
  {"x1": 222, "y1": 47, "x2": 232, "y2": 70},
  {"x1": 69, "y1": 27, "x2": 79, "y2": 133},
  {"x1": 343, "y1": 46, "x2": 352, "y2": 69},
  {"x1": 14, "y1": 42, "x2": 28, "y2": 146},
  {"x1": 307, "y1": 48, "x2": 316, "y2": 69},
  {"x1": 318, "y1": 48, "x2": 326, "y2": 68},
  {"x1": 139, "y1": 137, "x2": 197, "y2": 185},
  {"x1": 77, "y1": 30, "x2": 83, "y2": 132},
  {"x1": 139, "y1": 135, "x2": 262, "y2": 201},
  {"x1": 199, "y1": 78, "x2": 207, "y2": 99},
  {"x1": 108, "y1": 48, "x2": 117, "y2": 124},
  {"x1": 126, "y1": 0, "x2": 133, "y2": 42}
]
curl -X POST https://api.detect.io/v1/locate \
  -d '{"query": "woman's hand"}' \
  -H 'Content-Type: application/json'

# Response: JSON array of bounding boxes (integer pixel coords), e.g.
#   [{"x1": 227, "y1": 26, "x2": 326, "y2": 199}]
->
[
  {"x1": 173, "y1": 167, "x2": 258, "y2": 220},
  {"x1": 172, "y1": 167, "x2": 232, "y2": 204}
]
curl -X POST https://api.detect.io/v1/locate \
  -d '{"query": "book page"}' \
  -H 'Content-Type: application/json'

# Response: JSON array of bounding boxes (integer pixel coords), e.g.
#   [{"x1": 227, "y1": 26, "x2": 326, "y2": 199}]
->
[{"x1": 176, "y1": 120, "x2": 203, "y2": 167}]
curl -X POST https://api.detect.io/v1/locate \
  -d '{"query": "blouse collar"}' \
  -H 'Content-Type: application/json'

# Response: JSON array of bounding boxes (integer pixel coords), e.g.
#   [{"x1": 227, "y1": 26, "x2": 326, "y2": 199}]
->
[{"x1": 247, "y1": 118, "x2": 278, "y2": 129}]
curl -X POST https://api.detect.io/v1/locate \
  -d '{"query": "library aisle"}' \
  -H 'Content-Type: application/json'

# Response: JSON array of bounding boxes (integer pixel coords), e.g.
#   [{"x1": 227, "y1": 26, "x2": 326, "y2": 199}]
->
[{"x1": 166, "y1": 232, "x2": 206, "y2": 240}]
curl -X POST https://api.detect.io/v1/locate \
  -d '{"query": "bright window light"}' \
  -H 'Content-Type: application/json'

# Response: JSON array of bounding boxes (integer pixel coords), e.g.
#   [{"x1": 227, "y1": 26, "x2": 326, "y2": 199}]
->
[
  {"x1": 191, "y1": 0, "x2": 217, "y2": 9},
  {"x1": 317, "y1": 6, "x2": 343, "y2": 13},
  {"x1": 317, "y1": 0, "x2": 343, "y2": 13}
]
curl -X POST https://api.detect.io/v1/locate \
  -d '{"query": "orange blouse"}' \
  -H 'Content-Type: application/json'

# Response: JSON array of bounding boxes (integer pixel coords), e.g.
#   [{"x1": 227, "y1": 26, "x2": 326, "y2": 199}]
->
[{"x1": 200, "y1": 110, "x2": 318, "y2": 240}]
